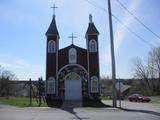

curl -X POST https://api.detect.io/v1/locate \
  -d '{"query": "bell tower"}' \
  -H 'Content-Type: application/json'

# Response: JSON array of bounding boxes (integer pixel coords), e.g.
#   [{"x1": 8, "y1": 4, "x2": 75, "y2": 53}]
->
[
  {"x1": 46, "y1": 12, "x2": 59, "y2": 97},
  {"x1": 86, "y1": 14, "x2": 100, "y2": 98}
]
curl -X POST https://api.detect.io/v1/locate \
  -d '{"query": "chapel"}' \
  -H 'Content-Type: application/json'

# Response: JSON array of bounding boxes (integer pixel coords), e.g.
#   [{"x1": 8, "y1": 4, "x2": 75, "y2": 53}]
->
[{"x1": 45, "y1": 14, "x2": 100, "y2": 101}]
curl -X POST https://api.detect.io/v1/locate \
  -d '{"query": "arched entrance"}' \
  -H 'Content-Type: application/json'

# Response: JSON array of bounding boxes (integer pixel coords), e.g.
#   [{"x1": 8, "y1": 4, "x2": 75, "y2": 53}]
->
[
  {"x1": 58, "y1": 64, "x2": 88, "y2": 100},
  {"x1": 65, "y1": 72, "x2": 82, "y2": 100}
]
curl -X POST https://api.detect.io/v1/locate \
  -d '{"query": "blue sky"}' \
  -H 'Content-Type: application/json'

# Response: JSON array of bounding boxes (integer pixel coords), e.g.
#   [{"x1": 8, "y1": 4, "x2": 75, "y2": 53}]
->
[{"x1": 0, "y1": 0, "x2": 160, "y2": 80}]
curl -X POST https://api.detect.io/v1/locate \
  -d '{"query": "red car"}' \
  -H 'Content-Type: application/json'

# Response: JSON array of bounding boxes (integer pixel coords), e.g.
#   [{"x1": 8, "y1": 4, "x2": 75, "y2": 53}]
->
[{"x1": 128, "y1": 94, "x2": 151, "y2": 102}]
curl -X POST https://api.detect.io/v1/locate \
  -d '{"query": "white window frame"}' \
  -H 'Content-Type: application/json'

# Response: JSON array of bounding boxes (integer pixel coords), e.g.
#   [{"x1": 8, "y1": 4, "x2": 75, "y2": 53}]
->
[
  {"x1": 48, "y1": 40, "x2": 56, "y2": 53},
  {"x1": 65, "y1": 72, "x2": 81, "y2": 80},
  {"x1": 89, "y1": 40, "x2": 97, "y2": 52},
  {"x1": 47, "y1": 77, "x2": 55, "y2": 94},
  {"x1": 91, "y1": 76, "x2": 99, "y2": 93},
  {"x1": 69, "y1": 48, "x2": 77, "y2": 64}
]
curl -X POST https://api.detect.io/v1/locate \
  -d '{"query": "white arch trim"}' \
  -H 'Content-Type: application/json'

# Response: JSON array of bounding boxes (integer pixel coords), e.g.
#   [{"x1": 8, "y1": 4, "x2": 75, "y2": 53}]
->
[
  {"x1": 69, "y1": 48, "x2": 77, "y2": 64},
  {"x1": 89, "y1": 39, "x2": 97, "y2": 52},
  {"x1": 48, "y1": 40, "x2": 56, "y2": 53},
  {"x1": 58, "y1": 64, "x2": 88, "y2": 76},
  {"x1": 91, "y1": 76, "x2": 99, "y2": 93},
  {"x1": 64, "y1": 72, "x2": 81, "y2": 81}
]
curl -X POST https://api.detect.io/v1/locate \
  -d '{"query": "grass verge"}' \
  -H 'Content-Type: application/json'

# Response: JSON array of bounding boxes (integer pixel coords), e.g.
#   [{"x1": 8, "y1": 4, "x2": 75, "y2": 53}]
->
[
  {"x1": 0, "y1": 96, "x2": 48, "y2": 107},
  {"x1": 150, "y1": 96, "x2": 160, "y2": 104}
]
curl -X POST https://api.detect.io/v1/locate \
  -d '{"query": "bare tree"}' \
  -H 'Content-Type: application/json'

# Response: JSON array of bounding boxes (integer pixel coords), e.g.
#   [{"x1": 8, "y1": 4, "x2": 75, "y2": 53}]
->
[
  {"x1": 133, "y1": 46, "x2": 160, "y2": 95},
  {"x1": 0, "y1": 66, "x2": 17, "y2": 96},
  {"x1": 148, "y1": 47, "x2": 160, "y2": 93}
]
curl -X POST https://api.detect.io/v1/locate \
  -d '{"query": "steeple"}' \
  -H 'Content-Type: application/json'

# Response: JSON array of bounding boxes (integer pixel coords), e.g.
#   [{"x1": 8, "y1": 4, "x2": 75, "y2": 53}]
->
[
  {"x1": 45, "y1": 4, "x2": 59, "y2": 37},
  {"x1": 86, "y1": 14, "x2": 99, "y2": 35},
  {"x1": 45, "y1": 16, "x2": 59, "y2": 36}
]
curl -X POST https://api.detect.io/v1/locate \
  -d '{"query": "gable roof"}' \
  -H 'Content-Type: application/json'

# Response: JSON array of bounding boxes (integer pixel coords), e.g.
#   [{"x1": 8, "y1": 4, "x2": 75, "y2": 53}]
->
[{"x1": 59, "y1": 44, "x2": 87, "y2": 51}]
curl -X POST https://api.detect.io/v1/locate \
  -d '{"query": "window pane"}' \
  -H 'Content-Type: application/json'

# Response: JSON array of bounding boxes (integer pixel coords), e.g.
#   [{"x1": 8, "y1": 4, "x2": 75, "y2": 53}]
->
[
  {"x1": 47, "y1": 77, "x2": 55, "y2": 94},
  {"x1": 69, "y1": 48, "x2": 77, "y2": 63},
  {"x1": 48, "y1": 40, "x2": 56, "y2": 53},
  {"x1": 89, "y1": 40, "x2": 97, "y2": 52},
  {"x1": 91, "y1": 76, "x2": 98, "y2": 93}
]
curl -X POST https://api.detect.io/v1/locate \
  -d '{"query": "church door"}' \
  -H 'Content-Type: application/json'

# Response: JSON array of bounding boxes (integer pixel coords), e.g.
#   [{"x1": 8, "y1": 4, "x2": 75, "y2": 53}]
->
[{"x1": 65, "y1": 72, "x2": 82, "y2": 100}]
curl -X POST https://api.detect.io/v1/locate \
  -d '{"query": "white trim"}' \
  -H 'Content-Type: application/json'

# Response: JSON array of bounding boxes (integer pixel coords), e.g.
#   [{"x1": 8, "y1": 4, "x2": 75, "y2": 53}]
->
[
  {"x1": 68, "y1": 48, "x2": 77, "y2": 64},
  {"x1": 64, "y1": 72, "x2": 81, "y2": 81},
  {"x1": 86, "y1": 35, "x2": 90, "y2": 96},
  {"x1": 97, "y1": 36, "x2": 101, "y2": 93},
  {"x1": 45, "y1": 38, "x2": 47, "y2": 96},
  {"x1": 47, "y1": 77, "x2": 56, "y2": 94},
  {"x1": 58, "y1": 64, "x2": 88, "y2": 76},
  {"x1": 48, "y1": 40, "x2": 56, "y2": 53},
  {"x1": 89, "y1": 39, "x2": 97, "y2": 52},
  {"x1": 90, "y1": 76, "x2": 99, "y2": 93},
  {"x1": 56, "y1": 36, "x2": 59, "y2": 96}
]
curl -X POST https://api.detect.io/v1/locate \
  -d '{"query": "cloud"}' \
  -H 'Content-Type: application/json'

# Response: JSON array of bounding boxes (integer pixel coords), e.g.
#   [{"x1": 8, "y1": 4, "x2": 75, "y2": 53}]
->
[
  {"x1": 103, "y1": 0, "x2": 142, "y2": 65},
  {"x1": 0, "y1": 55, "x2": 44, "y2": 80}
]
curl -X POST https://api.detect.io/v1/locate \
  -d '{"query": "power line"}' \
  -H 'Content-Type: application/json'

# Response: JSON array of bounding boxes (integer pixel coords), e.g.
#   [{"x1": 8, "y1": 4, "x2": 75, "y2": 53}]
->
[
  {"x1": 116, "y1": 0, "x2": 160, "y2": 41},
  {"x1": 84, "y1": 0, "x2": 155, "y2": 48},
  {"x1": 85, "y1": 0, "x2": 106, "y2": 11},
  {"x1": 111, "y1": 14, "x2": 154, "y2": 48}
]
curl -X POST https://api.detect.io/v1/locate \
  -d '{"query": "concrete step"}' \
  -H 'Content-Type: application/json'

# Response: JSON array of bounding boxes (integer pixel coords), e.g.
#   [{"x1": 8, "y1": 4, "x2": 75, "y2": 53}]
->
[{"x1": 61, "y1": 100, "x2": 82, "y2": 108}]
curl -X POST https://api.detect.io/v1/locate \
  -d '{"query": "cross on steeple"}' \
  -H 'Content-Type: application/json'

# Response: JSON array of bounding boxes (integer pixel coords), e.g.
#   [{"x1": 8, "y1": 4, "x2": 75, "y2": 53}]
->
[
  {"x1": 68, "y1": 33, "x2": 77, "y2": 44},
  {"x1": 51, "y1": 4, "x2": 58, "y2": 17}
]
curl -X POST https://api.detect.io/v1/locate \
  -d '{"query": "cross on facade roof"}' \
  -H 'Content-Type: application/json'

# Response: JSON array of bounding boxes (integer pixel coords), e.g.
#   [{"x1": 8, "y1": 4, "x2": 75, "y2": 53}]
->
[
  {"x1": 51, "y1": 4, "x2": 58, "y2": 17},
  {"x1": 68, "y1": 33, "x2": 77, "y2": 44}
]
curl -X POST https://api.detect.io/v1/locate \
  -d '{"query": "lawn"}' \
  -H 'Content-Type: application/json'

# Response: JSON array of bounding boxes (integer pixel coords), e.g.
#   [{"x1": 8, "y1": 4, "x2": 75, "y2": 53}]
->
[
  {"x1": 150, "y1": 96, "x2": 160, "y2": 104},
  {"x1": 0, "y1": 96, "x2": 48, "y2": 107}
]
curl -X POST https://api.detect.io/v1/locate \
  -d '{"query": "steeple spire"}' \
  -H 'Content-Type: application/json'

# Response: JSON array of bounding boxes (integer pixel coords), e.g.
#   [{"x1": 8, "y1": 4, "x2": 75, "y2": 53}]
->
[
  {"x1": 45, "y1": 4, "x2": 59, "y2": 37},
  {"x1": 86, "y1": 14, "x2": 99, "y2": 35}
]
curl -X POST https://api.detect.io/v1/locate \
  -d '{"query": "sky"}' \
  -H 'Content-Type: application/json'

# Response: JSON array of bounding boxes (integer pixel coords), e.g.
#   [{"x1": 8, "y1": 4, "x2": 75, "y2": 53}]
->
[{"x1": 0, "y1": 0, "x2": 160, "y2": 80}]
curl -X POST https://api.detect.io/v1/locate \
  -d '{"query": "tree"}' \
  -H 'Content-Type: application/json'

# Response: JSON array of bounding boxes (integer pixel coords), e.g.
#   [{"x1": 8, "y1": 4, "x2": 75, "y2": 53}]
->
[
  {"x1": 133, "y1": 46, "x2": 160, "y2": 95},
  {"x1": 0, "y1": 66, "x2": 17, "y2": 96}
]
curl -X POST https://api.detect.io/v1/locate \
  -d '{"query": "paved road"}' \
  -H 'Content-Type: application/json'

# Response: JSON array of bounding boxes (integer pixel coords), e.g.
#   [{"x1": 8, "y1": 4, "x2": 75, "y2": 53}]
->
[{"x1": 0, "y1": 100, "x2": 160, "y2": 120}]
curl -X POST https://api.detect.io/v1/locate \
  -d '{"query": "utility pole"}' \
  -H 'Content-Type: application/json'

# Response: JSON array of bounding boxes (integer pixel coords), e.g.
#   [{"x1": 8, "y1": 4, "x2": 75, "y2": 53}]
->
[{"x1": 108, "y1": 0, "x2": 117, "y2": 107}]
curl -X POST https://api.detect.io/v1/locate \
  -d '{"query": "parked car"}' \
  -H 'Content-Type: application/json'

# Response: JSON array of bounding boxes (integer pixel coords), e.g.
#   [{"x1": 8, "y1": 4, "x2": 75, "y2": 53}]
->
[{"x1": 128, "y1": 94, "x2": 151, "y2": 102}]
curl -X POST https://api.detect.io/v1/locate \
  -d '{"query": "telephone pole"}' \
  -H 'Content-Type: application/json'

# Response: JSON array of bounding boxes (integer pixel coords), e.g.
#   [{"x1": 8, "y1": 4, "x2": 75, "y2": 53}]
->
[{"x1": 108, "y1": 0, "x2": 117, "y2": 107}]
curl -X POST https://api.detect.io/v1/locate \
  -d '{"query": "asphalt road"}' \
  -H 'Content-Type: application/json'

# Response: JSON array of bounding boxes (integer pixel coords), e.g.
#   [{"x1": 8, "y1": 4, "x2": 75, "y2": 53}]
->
[{"x1": 0, "y1": 100, "x2": 160, "y2": 120}]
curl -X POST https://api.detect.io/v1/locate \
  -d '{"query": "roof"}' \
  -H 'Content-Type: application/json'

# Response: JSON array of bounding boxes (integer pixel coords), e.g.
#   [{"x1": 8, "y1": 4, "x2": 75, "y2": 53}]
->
[
  {"x1": 115, "y1": 82, "x2": 131, "y2": 93},
  {"x1": 86, "y1": 22, "x2": 99, "y2": 35},
  {"x1": 59, "y1": 44, "x2": 87, "y2": 51},
  {"x1": 45, "y1": 16, "x2": 59, "y2": 36}
]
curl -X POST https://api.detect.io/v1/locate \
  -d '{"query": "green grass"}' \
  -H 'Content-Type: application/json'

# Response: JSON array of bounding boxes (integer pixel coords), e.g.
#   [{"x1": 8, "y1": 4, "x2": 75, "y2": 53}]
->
[
  {"x1": 150, "y1": 96, "x2": 160, "y2": 104},
  {"x1": 100, "y1": 96, "x2": 111, "y2": 100},
  {"x1": 0, "y1": 96, "x2": 48, "y2": 107}
]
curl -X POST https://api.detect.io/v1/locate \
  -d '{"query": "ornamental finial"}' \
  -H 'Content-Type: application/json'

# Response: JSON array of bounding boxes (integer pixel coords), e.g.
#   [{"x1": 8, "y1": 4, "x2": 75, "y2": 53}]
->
[{"x1": 89, "y1": 14, "x2": 93, "y2": 23}]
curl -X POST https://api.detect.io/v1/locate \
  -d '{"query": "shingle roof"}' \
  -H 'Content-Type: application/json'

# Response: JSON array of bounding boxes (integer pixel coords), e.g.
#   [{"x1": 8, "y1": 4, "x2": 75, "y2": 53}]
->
[
  {"x1": 46, "y1": 16, "x2": 59, "y2": 36},
  {"x1": 86, "y1": 22, "x2": 99, "y2": 34}
]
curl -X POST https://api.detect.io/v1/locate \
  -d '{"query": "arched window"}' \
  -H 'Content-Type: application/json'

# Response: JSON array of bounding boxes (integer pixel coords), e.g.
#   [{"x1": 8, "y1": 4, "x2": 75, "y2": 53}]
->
[
  {"x1": 47, "y1": 77, "x2": 55, "y2": 94},
  {"x1": 69, "y1": 48, "x2": 77, "y2": 64},
  {"x1": 48, "y1": 40, "x2": 56, "y2": 53},
  {"x1": 65, "y1": 72, "x2": 81, "y2": 80},
  {"x1": 89, "y1": 40, "x2": 97, "y2": 52},
  {"x1": 91, "y1": 76, "x2": 99, "y2": 93}
]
